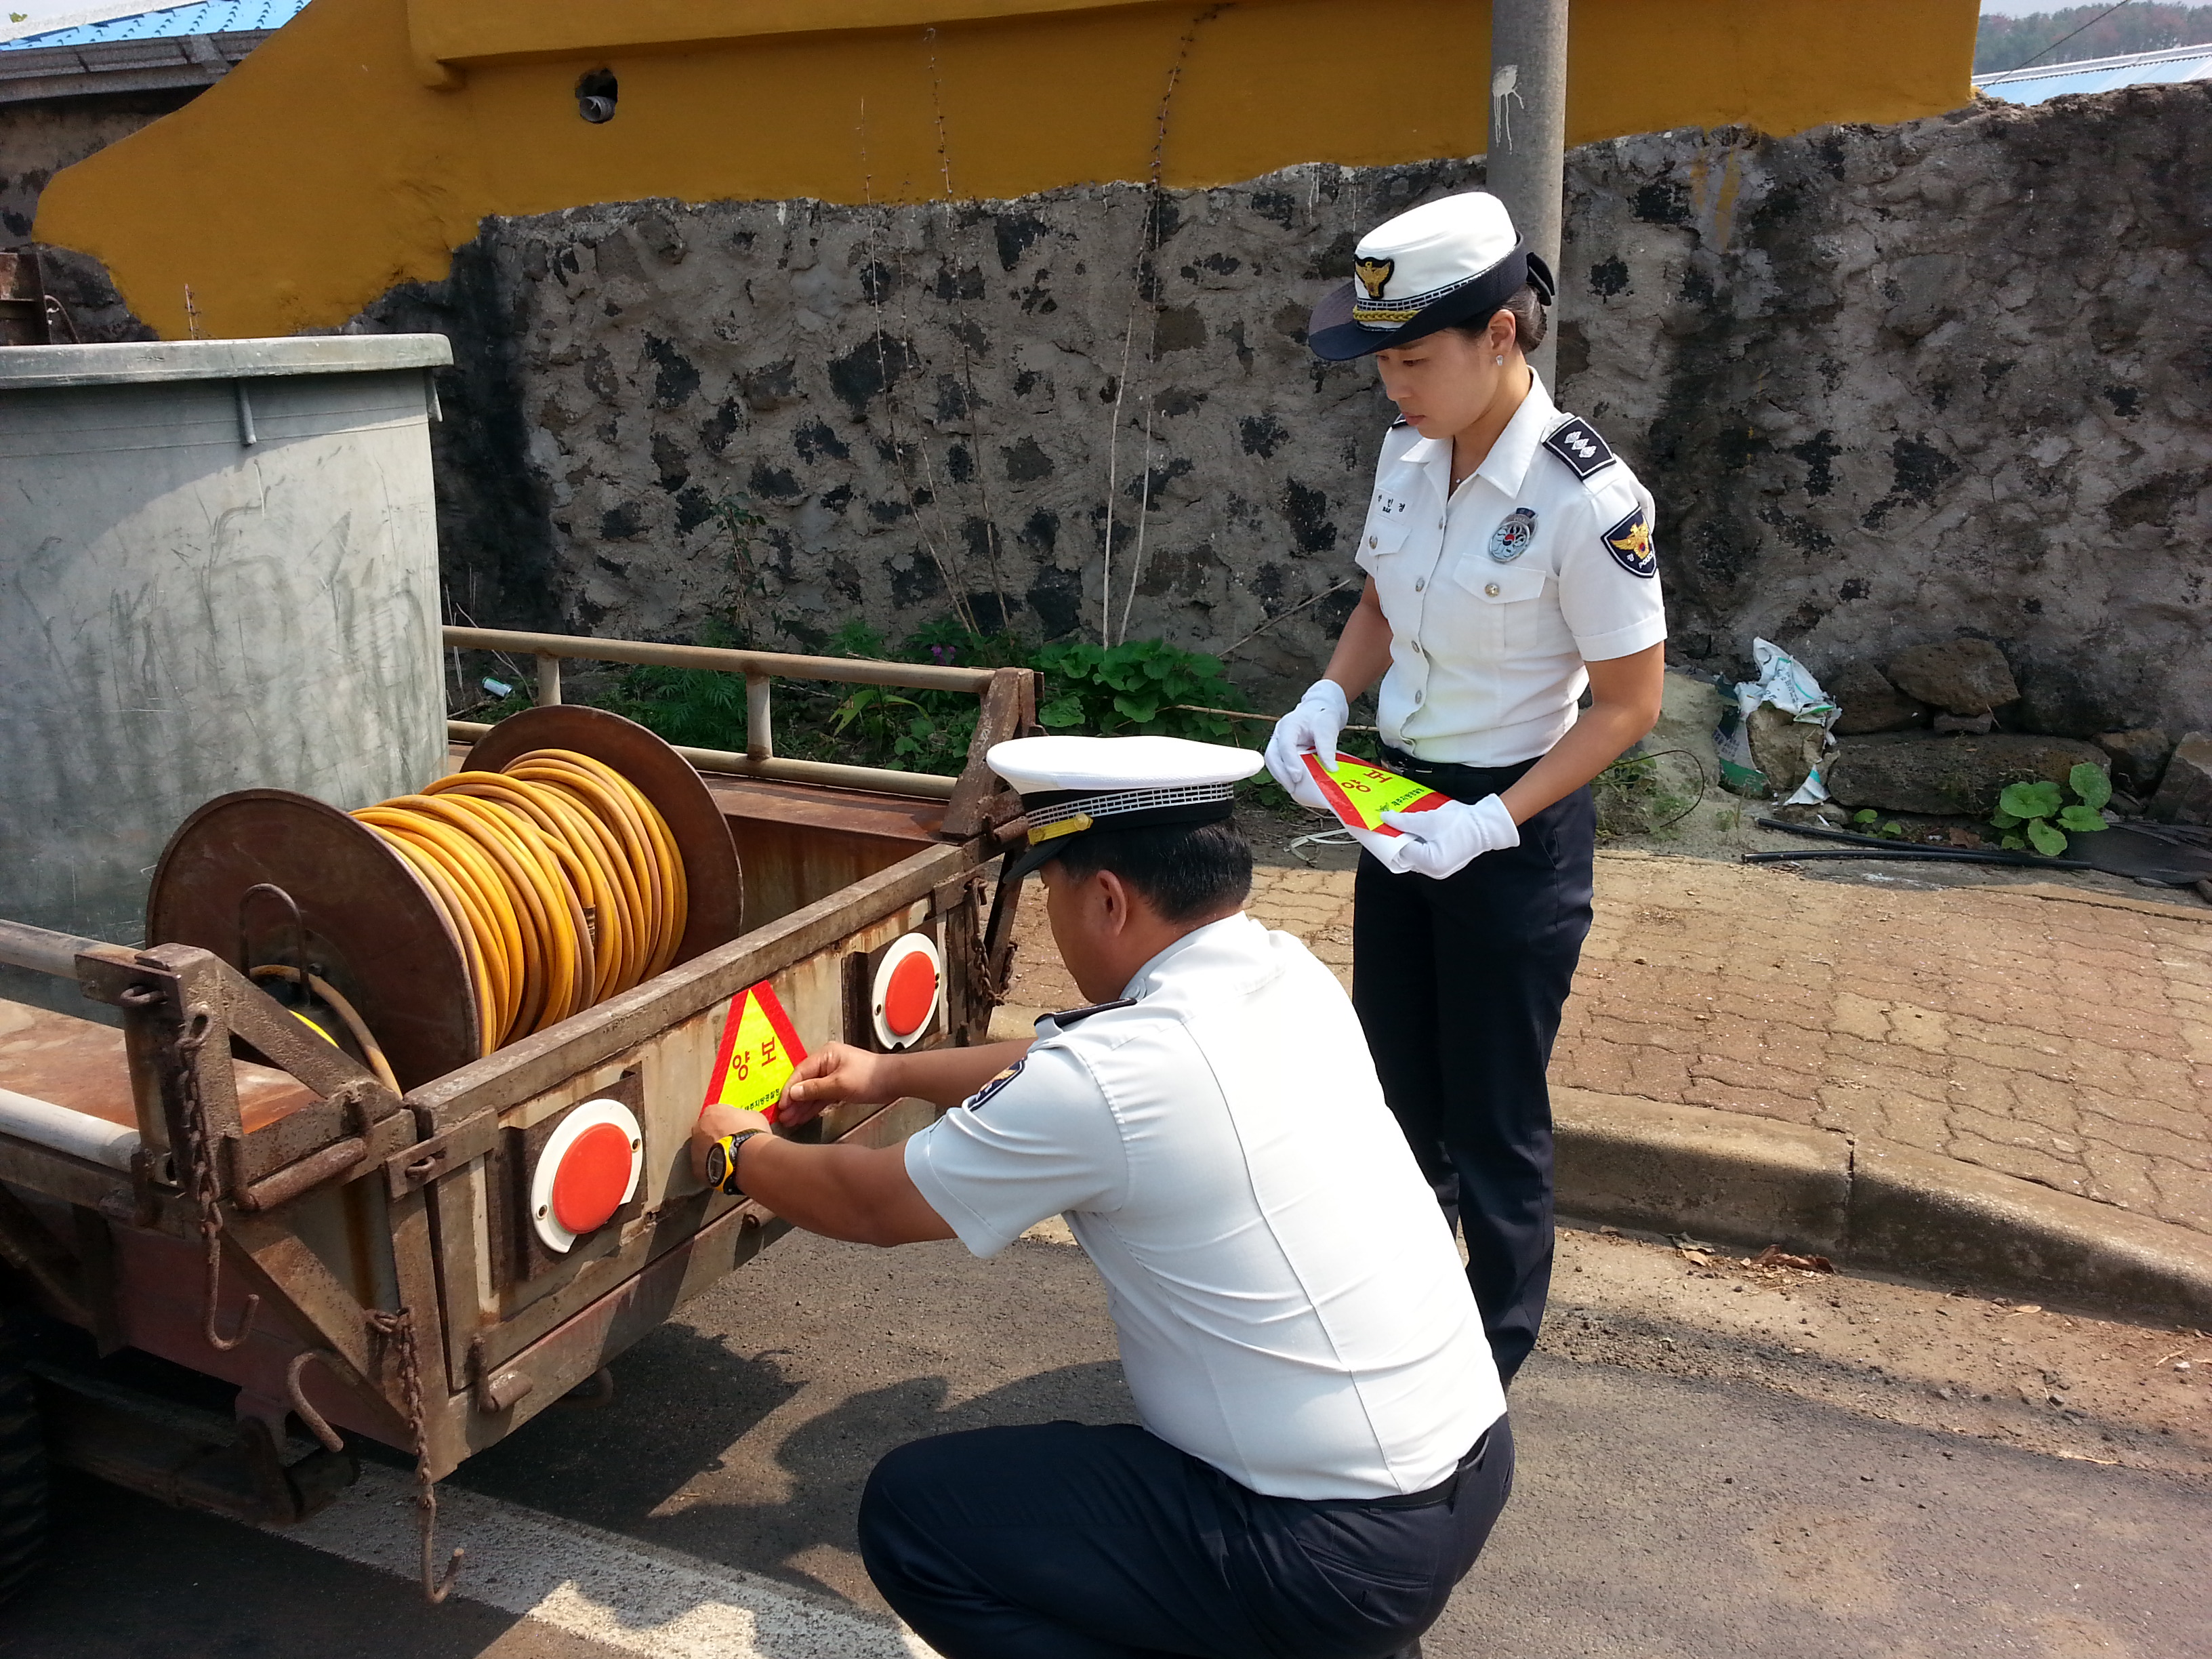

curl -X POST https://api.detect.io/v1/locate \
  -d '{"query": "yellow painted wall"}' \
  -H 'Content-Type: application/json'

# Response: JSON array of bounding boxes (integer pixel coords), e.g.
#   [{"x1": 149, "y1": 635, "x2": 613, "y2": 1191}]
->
[{"x1": 36, "y1": 0, "x2": 1975, "y2": 340}]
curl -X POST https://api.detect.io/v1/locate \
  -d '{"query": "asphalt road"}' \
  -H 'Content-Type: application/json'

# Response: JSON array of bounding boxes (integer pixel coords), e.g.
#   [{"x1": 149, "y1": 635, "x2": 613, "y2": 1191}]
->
[{"x1": 4, "y1": 1225, "x2": 2207, "y2": 1659}]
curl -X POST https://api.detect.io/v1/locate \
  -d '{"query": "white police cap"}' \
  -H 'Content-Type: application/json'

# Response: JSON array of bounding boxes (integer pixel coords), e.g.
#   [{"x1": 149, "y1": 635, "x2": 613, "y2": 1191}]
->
[
  {"x1": 987, "y1": 734, "x2": 1263, "y2": 878},
  {"x1": 1307, "y1": 190, "x2": 1555, "y2": 362}
]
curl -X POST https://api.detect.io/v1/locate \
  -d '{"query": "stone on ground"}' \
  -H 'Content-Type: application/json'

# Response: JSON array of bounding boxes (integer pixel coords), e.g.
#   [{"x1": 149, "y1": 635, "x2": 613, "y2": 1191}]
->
[
  {"x1": 1826, "y1": 732, "x2": 2107, "y2": 815},
  {"x1": 1828, "y1": 659, "x2": 1930, "y2": 735},
  {"x1": 2150, "y1": 731, "x2": 2212, "y2": 825},
  {"x1": 2093, "y1": 727, "x2": 2171, "y2": 796},
  {"x1": 1883, "y1": 640, "x2": 2020, "y2": 718}
]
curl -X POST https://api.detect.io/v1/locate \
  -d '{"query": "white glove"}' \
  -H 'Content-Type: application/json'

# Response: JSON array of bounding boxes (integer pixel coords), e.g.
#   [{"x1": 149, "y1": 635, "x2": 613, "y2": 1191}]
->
[
  {"x1": 1263, "y1": 679, "x2": 1349, "y2": 811},
  {"x1": 1377, "y1": 794, "x2": 1520, "y2": 880}
]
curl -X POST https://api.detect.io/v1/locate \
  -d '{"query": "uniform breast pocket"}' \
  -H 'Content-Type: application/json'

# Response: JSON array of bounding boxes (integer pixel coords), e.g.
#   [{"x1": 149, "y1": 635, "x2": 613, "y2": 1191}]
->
[
  {"x1": 1452, "y1": 562, "x2": 1550, "y2": 606},
  {"x1": 1355, "y1": 515, "x2": 1410, "y2": 575}
]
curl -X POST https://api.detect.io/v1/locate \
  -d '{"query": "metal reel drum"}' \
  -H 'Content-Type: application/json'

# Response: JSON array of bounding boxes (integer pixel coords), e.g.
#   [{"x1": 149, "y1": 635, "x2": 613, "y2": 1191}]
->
[
  {"x1": 147, "y1": 707, "x2": 745, "y2": 1092},
  {"x1": 148, "y1": 790, "x2": 478, "y2": 1088}
]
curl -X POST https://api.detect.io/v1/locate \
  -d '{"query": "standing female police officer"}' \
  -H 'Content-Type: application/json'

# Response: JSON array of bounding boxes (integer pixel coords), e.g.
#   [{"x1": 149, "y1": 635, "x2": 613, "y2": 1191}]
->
[{"x1": 1266, "y1": 192, "x2": 1666, "y2": 1386}]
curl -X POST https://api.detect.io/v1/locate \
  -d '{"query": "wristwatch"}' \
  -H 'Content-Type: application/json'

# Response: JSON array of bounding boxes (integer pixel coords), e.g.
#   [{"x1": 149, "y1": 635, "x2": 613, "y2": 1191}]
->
[{"x1": 703, "y1": 1129, "x2": 769, "y2": 1197}]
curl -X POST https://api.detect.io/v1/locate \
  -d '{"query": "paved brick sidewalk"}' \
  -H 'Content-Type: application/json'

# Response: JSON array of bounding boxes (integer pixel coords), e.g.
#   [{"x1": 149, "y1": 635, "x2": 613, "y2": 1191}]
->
[{"x1": 1003, "y1": 855, "x2": 2212, "y2": 1237}]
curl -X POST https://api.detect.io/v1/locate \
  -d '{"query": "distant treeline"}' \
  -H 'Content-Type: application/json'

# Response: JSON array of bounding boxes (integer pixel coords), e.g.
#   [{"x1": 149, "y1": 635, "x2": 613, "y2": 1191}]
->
[{"x1": 1975, "y1": 3, "x2": 2212, "y2": 73}]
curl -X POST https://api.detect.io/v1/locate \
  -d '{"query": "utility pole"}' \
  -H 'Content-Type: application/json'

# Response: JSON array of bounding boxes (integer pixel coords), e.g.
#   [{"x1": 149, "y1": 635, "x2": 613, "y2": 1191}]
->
[{"x1": 1488, "y1": 0, "x2": 1569, "y2": 388}]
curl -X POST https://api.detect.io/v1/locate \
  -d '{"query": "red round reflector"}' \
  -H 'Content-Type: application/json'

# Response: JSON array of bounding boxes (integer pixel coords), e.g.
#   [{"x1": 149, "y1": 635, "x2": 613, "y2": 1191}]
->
[
  {"x1": 883, "y1": 950, "x2": 938, "y2": 1038},
  {"x1": 552, "y1": 1122, "x2": 635, "y2": 1235}
]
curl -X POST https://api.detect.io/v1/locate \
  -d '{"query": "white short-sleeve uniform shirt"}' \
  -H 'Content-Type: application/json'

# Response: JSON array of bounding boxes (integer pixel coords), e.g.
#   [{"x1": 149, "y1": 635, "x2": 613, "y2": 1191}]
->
[
  {"x1": 903, "y1": 913, "x2": 1503, "y2": 1501},
  {"x1": 1356, "y1": 371, "x2": 1668, "y2": 767}
]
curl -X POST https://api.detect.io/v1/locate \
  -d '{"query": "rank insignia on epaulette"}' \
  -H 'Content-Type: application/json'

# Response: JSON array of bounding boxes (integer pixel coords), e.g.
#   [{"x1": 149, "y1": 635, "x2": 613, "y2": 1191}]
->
[
  {"x1": 1542, "y1": 417, "x2": 1616, "y2": 479},
  {"x1": 1045, "y1": 997, "x2": 1137, "y2": 1029},
  {"x1": 1603, "y1": 506, "x2": 1658, "y2": 577}
]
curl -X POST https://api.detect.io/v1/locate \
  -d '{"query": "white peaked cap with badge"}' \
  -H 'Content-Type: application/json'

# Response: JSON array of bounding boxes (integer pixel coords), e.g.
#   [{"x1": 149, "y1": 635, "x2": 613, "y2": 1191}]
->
[
  {"x1": 987, "y1": 735, "x2": 1263, "y2": 880},
  {"x1": 1307, "y1": 190, "x2": 1555, "y2": 363}
]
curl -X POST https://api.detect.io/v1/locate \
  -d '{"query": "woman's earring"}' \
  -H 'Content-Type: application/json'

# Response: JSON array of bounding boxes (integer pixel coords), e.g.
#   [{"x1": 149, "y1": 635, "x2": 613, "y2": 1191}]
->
[{"x1": 1495, "y1": 355, "x2": 1504, "y2": 366}]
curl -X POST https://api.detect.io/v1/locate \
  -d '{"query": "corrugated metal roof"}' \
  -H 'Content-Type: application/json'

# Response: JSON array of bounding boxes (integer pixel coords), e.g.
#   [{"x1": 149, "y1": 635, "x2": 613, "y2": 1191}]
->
[
  {"x1": 1975, "y1": 41, "x2": 2212, "y2": 104},
  {"x1": 0, "y1": 1, "x2": 306, "y2": 50}
]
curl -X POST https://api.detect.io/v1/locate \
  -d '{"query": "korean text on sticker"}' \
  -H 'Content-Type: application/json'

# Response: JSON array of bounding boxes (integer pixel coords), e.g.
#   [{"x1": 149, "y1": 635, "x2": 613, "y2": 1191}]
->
[
  {"x1": 1301, "y1": 754, "x2": 1450, "y2": 837},
  {"x1": 703, "y1": 981, "x2": 808, "y2": 1123}
]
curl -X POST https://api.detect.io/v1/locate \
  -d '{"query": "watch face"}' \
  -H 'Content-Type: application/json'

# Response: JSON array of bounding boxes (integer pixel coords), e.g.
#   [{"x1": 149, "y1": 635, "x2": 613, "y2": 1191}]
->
[{"x1": 704, "y1": 1139, "x2": 731, "y2": 1188}]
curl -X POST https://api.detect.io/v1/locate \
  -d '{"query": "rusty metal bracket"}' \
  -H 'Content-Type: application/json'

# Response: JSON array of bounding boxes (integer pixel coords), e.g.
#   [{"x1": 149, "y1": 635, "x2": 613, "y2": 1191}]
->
[
  {"x1": 115, "y1": 981, "x2": 259, "y2": 1353},
  {"x1": 940, "y1": 667, "x2": 1038, "y2": 840},
  {"x1": 385, "y1": 1109, "x2": 499, "y2": 1201}
]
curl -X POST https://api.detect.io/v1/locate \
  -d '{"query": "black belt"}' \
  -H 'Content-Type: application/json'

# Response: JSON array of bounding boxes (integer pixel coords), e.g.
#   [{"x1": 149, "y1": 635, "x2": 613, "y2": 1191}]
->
[
  {"x1": 1380, "y1": 745, "x2": 1540, "y2": 804},
  {"x1": 1341, "y1": 1427, "x2": 1494, "y2": 1511}
]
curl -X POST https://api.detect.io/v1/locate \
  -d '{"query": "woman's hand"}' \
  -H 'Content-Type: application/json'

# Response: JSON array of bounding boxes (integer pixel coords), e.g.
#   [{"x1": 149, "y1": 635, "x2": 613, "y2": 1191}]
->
[
  {"x1": 1264, "y1": 680, "x2": 1349, "y2": 809},
  {"x1": 775, "y1": 1042, "x2": 903, "y2": 1127},
  {"x1": 1378, "y1": 794, "x2": 1519, "y2": 879}
]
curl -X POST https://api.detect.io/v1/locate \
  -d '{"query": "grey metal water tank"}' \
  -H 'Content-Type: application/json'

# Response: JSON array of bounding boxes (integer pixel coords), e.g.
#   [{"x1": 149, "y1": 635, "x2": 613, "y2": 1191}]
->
[{"x1": 0, "y1": 334, "x2": 452, "y2": 1012}]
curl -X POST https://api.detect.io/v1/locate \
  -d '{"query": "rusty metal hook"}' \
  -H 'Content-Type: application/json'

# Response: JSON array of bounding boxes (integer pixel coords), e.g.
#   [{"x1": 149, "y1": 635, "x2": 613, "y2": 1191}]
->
[
  {"x1": 284, "y1": 1350, "x2": 348, "y2": 1454},
  {"x1": 200, "y1": 1239, "x2": 260, "y2": 1353}
]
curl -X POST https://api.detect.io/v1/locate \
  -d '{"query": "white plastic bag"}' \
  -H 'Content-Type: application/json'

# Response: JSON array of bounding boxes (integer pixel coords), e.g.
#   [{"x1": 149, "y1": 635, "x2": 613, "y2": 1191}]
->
[{"x1": 1713, "y1": 638, "x2": 1840, "y2": 804}]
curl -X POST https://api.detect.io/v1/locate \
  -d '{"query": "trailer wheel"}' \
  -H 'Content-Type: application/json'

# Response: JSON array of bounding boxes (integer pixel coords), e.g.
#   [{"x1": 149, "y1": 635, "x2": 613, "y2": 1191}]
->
[{"x1": 0, "y1": 1326, "x2": 46, "y2": 1605}]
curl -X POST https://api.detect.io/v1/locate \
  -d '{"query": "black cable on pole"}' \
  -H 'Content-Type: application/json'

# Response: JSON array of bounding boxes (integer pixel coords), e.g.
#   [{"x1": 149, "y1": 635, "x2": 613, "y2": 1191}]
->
[{"x1": 1992, "y1": 0, "x2": 2137, "y2": 77}]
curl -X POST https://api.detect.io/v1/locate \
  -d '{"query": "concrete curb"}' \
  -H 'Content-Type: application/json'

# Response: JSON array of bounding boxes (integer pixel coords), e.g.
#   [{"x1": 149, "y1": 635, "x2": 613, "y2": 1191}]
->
[{"x1": 1554, "y1": 1088, "x2": 2212, "y2": 1329}]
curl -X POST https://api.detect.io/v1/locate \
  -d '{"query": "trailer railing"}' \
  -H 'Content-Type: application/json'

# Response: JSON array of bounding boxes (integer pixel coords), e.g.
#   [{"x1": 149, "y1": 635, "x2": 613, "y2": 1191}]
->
[{"x1": 443, "y1": 626, "x2": 1023, "y2": 806}]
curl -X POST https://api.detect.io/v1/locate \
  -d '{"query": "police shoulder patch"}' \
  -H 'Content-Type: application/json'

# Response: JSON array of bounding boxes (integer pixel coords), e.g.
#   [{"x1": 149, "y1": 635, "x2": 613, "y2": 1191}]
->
[
  {"x1": 1542, "y1": 416, "x2": 1617, "y2": 480},
  {"x1": 1602, "y1": 506, "x2": 1658, "y2": 578},
  {"x1": 962, "y1": 1061, "x2": 1026, "y2": 1111}
]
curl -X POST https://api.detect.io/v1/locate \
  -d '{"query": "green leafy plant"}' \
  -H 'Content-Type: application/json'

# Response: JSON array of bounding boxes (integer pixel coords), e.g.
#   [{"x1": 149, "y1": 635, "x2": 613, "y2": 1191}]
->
[
  {"x1": 1990, "y1": 764, "x2": 2112, "y2": 856},
  {"x1": 1851, "y1": 809, "x2": 1908, "y2": 840},
  {"x1": 1031, "y1": 638, "x2": 1248, "y2": 741}
]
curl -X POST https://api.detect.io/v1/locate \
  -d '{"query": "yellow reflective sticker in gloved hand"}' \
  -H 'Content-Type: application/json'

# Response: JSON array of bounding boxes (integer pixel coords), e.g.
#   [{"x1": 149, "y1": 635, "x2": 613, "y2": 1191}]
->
[{"x1": 1300, "y1": 754, "x2": 1449, "y2": 836}]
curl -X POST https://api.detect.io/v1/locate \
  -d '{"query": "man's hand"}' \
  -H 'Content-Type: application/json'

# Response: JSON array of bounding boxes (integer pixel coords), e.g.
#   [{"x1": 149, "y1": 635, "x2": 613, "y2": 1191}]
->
[
  {"x1": 690, "y1": 1103, "x2": 771, "y2": 1185},
  {"x1": 776, "y1": 1042, "x2": 904, "y2": 1127}
]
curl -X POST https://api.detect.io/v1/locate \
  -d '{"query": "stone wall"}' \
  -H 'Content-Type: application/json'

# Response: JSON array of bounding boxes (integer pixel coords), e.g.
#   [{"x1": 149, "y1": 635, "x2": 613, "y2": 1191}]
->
[
  {"x1": 357, "y1": 81, "x2": 2211, "y2": 729},
  {"x1": 1, "y1": 90, "x2": 194, "y2": 246}
]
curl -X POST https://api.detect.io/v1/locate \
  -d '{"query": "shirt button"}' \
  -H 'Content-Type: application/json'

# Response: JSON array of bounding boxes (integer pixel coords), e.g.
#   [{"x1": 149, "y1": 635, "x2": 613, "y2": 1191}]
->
[
  {"x1": 1485, "y1": 581, "x2": 1501, "y2": 596},
  {"x1": 1414, "y1": 690, "x2": 1425, "y2": 705},
  {"x1": 1368, "y1": 535, "x2": 1378, "y2": 549},
  {"x1": 1414, "y1": 577, "x2": 1425, "y2": 591}
]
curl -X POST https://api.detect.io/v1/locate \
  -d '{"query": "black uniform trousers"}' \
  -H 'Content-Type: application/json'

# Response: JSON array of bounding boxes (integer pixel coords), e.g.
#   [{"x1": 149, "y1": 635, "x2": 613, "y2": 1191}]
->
[
  {"x1": 859, "y1": 1417, "x2": 1513, "y2": 1659},
  {"x1": 1352, "y1": 748, "x2": 1597, "y2": 1386}
]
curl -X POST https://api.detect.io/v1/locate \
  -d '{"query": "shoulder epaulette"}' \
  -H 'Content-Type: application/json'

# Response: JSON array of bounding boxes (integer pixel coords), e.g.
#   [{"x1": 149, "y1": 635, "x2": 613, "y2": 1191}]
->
[
  {"x1": 1044, "y1": 997, "x2": 1137, "y2": 1029},
  {"x1": 1541, "y1": 415, "x2": 1617, "y2": 480}
]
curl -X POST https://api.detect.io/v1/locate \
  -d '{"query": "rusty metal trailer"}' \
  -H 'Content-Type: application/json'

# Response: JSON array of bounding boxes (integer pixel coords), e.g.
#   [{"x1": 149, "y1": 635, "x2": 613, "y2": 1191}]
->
[{"x1": 0, "y1": 628, "x2": 1037, "y2": 1599}]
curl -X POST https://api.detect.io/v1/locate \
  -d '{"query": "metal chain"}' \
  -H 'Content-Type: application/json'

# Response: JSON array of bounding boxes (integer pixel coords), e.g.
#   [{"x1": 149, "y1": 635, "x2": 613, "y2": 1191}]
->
[
  {"x1": 369, "y1": 1307, "x2": 464, "y2": 1604},
  {"x1": 966, "y1": 876, "x2": 1012, "y2": 1008},
  {"x1": 123, "y1": 988, "x2": 260, "y2": 1353}
]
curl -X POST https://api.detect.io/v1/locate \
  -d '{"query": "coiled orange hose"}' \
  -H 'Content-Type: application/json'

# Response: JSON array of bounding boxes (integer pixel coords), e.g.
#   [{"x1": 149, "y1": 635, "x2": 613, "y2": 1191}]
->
[{"x1": 353, "y1": 749, "x2": 687, "y2": 1055}]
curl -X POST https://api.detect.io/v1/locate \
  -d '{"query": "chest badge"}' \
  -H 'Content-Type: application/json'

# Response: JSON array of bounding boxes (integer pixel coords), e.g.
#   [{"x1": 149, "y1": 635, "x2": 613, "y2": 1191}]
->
[
  {"x1": 1488, "y1": 507, "x2": 1538, "y2": 563},
  {"x1": 1603, "y1": 507, "x2": 1658, "y2": 578}
]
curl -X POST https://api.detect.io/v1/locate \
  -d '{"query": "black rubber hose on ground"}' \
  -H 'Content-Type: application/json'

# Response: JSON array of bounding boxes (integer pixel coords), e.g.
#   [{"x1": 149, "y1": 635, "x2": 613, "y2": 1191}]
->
[{"x1": 1746, "y1": 818, "x2": 2099, "y2": 871}]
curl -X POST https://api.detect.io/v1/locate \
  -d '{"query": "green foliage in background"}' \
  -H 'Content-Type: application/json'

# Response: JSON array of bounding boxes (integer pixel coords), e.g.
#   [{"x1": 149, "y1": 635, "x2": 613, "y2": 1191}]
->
[
  {"x1": 1990, "y1": 763, "x2": 2112, "y2": 857},
  {"x1": 1033, "y1": 639, "x2": 1248, "y2": 741},
  {"x1": 477, "y1": 613, "x2": 1263, "y2": 775},
  {"x1": 1974, "y1": 3, "x2": 2212, "y2": 73}
]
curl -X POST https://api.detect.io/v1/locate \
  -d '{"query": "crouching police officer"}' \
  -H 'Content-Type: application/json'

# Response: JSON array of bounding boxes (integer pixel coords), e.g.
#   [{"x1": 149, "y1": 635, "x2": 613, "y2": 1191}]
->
[
  {"x1": 693, "y1": 734, "x2": 1511, "y2": 1659},
  {"x1": 1266, "y1": 192, "x2": 1666, "y2": 1386}
]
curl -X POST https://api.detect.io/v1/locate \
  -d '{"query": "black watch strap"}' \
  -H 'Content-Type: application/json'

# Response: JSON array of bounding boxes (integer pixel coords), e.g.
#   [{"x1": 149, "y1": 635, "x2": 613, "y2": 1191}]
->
[{"x1": 705, "y1": 1129, "x2": 769, "y2": 1196}]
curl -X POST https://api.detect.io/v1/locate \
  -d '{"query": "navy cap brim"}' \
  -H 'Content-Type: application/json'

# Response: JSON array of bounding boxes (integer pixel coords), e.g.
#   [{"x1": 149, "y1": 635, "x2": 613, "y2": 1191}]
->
[{"x1": 1305, "y1": 245, "x2": 1534, "y2": 362}]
